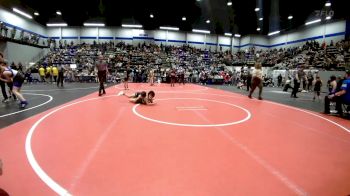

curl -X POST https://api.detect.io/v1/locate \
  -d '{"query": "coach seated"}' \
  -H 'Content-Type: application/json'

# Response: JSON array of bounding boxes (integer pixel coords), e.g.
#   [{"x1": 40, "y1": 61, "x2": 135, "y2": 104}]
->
[{"x1": 324, "y1": 70, "x2": 350, "y2": 116}]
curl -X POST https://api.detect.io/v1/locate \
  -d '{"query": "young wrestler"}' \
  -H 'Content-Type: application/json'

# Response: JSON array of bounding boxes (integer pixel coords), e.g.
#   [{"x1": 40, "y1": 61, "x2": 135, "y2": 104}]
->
[
  {"x1": 122, "y1": 91, "x2": 147, "y2": 104},
  {"x1": 0, "y1": 60, "x2": 28, "y2": 108},
  {"x1": 145, "y1": 90, "x2": 155, "y2": 105},
  {"x1": 121, "y1": 90, "x2": 155, "y2": 105}
]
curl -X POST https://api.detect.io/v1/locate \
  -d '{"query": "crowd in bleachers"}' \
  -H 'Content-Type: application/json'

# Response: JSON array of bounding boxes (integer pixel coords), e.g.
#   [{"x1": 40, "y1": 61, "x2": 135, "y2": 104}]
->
[
  {"x1": 24, "y1": 41, "x2": 234, "y2": 85},
  {"x1": 233, "y1": 40, "x2": 350, "y2": 70},
  {"x1": 10, "y1": 38, "x2": 350, "y2": 89}
]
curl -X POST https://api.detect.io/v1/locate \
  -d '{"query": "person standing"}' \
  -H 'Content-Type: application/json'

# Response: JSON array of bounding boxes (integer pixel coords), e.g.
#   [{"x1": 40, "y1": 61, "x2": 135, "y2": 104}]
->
[
  {"x1": 327, "y1": 76, "x2": 337, "y2": 94},
  {"x1": 246, "y1": 71, "x2": 252, "y2": 91},
  {"x1": 178, "y1": 66, "x2": 185, "y2": 85},
  {"x1": 39, "y1": 65, "x2": 45, "y2": 83},
  {"x1": 307, "y1": 72, "x2": 314, "y2": 91},
  {"x1": 170, "y1": 68, "x2": 176, "y2": 87},
  {"x1": 277, "y1": 74, "x2": 282, "y2": 87},
  {"x1": 313, "y1": 76, "x2": 322, "y2": 101},
  {"x1": 0, "y1": 52, "x2": 9, "y2": 102},
  {"x1": 248, "y1": 63, "x2": 263, "y2": 100},
  {"x1": 291, "y1": 66, "x2": 304, "y2": 98},
  {"x1": 149, "y1": 68, "x2": 155, "y2": 86},
  {"x1": 52, "y1": 65, "x2": 58, "y2": 83},
  {"x1": 123, "y1": 63, "x2": 129, "y2": 90},
  {"x1": 57, "y1": 64, "x2": 65, "y2": 87},
  {"x1": 96, "y1": 56, "x2": 108, "y2": 96},
  {"x1": 0, "y1": 73, "x2": 8, "y2": 102},
  {"x1": 46, "y1": 65, "x2": 52, "y2": 83}
]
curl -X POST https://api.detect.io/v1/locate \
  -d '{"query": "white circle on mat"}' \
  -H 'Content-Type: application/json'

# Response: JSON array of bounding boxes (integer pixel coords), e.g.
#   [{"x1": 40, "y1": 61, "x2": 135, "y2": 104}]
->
[{"x1": 132, "y1": 98, "x2": 251, "y2": 127}]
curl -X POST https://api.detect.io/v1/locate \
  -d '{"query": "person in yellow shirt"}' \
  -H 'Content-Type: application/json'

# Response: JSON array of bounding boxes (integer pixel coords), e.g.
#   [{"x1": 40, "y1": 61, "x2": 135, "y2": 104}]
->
[
  {"x1": 46, "y1": 65, "x2": 52, "y2": 83},
  {"x1": 52, "y1": 65, "x2": 58, "y2": 82},
  {"x1": 38, "y1": 65, "x2": 45, "y2": 82}
]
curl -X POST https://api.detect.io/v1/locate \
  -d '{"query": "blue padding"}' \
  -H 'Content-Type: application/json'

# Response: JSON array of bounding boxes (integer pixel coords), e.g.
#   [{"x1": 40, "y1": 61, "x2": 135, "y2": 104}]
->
[
  {"x1": 268, "y1": 43, "x2": 285, "y2": 47},
  {"x1": 168, "y1": 40, "x2": 186, "y2": 43},
  {"x1": 80, "y1": 36, "x2": 97, "y2": 39},
  {"x1": 154, "y1": 39, "x2": 166, "y2": 42},
  {"x1": 207, "y1": 42, "x2": 217, "y2": 46},
  {"x1": 62, "y1": 36, "x2": 79, "y2": 39},
  {"x1": 99, "y1": 36, "x2": 114, "y2": 40},
  {"x1": 115, "y1": 37, "x2": 133, "y2": 40},
  {"x1": 287, "y1": 35, "x2": 323, "y2": 44},
  {"x1": 219, "y1": 44, "x2": 231, "y2": 47},
  {"x1": 50, "y1": 37, "x2": 60, "y2": 39},
  {"x1": 325, "y1": 32, "x2": 346, "y2": 37},
  {"x1": 252, "y1": 44, "x2": 269, "y2": 48},
  {"x1": 188, "y1": 41, "x2": 204, "y2": 45},
  {"x1": 239, "y1": 43, "x2": 250, "y2": 47}
]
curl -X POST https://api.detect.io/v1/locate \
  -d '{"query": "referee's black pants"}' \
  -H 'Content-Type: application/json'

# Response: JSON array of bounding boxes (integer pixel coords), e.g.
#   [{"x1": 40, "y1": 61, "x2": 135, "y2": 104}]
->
[{"x1": 98, "y1": 70, "x2": 107, "y2": 95}]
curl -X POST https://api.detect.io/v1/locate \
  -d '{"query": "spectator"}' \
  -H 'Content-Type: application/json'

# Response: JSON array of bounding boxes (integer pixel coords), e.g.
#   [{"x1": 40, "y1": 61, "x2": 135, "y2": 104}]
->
[
  {"x1": 277, "y1": 74, "x2": 282, "y2": 87},
  {"x1": 248, "y1": 63, "x2": 263, "y2": 100},
  {"x1": 324, "y1": 70, "x2": 350, "y2": 116}
]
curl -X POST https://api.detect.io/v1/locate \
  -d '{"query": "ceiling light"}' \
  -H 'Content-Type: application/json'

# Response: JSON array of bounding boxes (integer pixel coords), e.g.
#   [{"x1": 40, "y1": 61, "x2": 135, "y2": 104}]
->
[
  {"x1": 150, "y1": 14, "x2": 154, "y2": 18},
  {"x1": 227, "y1": 1, "x2": 232, "y2": 6},
  {"x1": 160, "y1": 26, "x2": 179, "y2": 31},
  {"x1": 206, "y1": 19, "x2": 210, "y2": 24},
  {"x1": 305, "y1": 19, "x2": 321, "y2": 25},
  {"x1": 255, "y1": 8, "x2": 260, "y2": 12},
  {"x1": 326, "y1": 16, "x2": 331, "y2": 20},
  {"x1": 46, "y1": 23, "x2": 68, "y2": 27},
  {"x1": 182, "y1": 16, "x2": 186, "y2": 21},
  {"x1": 257, "y1": 28, "x2": 261, "y2": 31},
  {"x1": 192, "y1": 29, "x2": 210, "y2": 34},
  {"x1": 56, "y1": 11, "x2": 62, "y2": 15},
  {"x1": 325, "y1": 2, "x2": 331, "y2": 7},
  {"x1": 234, "y1": 34, "x2": 241, "y2": 37},
  {"x1": 122, "y1": 24, "x2": 143, "y2": 28},
  {"x1": 83, "y1": 23, "x2": 105, "y2": 27},
  {"x1": 288, "y1": 15, "x2": 293, "y2": 20},
  {"x1": 225, "y1": 33, "x2": 232, "y2": 36},
  {"x1": 34, "y1": 12, "x2": 39, "y2": 16},
  {"x1": 268, "y1": 30, "x2": 280, "y2": 36},
  {"x1": 12, "y1": 8, "x2": 33, "y2": 19},
  {"x1": 259, "y1": 17, "x2": 263, "y2": 21}
]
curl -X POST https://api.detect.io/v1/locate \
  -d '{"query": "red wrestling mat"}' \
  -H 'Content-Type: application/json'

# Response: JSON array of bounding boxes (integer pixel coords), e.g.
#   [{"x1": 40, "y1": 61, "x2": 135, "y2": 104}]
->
[{"x1": 0, "y1": 83, "x2": 350, "y2": 196}]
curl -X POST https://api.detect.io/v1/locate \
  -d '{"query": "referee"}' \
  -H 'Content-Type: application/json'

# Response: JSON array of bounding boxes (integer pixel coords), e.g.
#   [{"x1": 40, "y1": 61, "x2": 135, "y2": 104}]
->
[{"x1": 96, "y1": 56, "x2": 108, "y2": 96}]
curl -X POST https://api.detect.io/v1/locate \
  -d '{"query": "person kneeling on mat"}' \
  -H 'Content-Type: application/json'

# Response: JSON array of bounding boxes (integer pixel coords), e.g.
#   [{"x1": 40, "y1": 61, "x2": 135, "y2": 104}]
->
[
  {"x1": 120, "y1": 90, "x2": 155, "y2": 105},
  {"x1": 0, "y1": 60, "x2": 28, "y2": 108}
]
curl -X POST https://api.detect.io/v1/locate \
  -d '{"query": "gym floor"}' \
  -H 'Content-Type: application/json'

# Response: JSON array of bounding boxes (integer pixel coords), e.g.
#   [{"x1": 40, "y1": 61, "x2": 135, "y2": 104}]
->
[{"x1": 0, "y1": 82, "x2": 349, "y2": 196}]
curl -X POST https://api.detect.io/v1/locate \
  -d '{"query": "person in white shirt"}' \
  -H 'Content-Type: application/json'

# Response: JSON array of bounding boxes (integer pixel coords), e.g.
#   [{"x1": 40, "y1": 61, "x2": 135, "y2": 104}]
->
[{"x1": 248, "y1": 63, "x2": 263, "y2": 100}]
